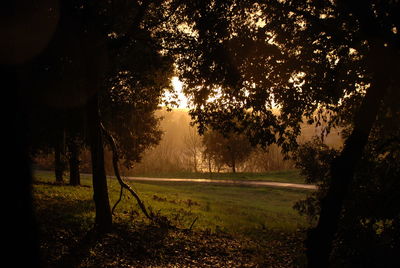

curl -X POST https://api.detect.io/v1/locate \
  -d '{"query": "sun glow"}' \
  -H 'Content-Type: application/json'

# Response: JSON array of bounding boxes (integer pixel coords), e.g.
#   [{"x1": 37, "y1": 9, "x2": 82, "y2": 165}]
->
[{"x1": 171, "y1": 76, "x2": 189, "y2": 109}]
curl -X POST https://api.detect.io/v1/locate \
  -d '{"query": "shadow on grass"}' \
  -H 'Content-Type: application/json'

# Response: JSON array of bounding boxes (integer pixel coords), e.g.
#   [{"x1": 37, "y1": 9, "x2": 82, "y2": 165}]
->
[
  {"x1": 33, "y1": 180, "x2": 91, "y2": 188},
  {"x1": 35, "y1": 196, "x2": 96, "y2": 266},
  {"x1": 51, "y1": 223, "x2": 171, "y2": 268},
  {"x1": 35, "y1": 197, "x2": 94, "y2": 223},
  {"x1": 35, "y1": 191, "x2": 171, "y2": 267},
  {"x1": 54, "y1": 229, "x2": 100, "y2": 268}
]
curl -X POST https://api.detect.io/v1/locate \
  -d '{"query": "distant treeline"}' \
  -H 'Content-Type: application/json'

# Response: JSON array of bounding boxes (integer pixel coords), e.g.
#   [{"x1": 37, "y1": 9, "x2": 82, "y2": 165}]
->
[{"x1": 33, "y1": 108, "x2": 343, "y2": 175}]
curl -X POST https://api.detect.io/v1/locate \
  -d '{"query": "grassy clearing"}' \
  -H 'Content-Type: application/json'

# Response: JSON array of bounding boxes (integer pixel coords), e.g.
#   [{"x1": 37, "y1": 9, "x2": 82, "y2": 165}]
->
[
  {"x1": 33, "y1": 170, "x2": 310, "y2": 236},
  {"x1": 131, "y1": 169, "x2": 306, "y2": 184},
  {"x1": 119, "y1": 182, "x2": 309, "y2": 234},
  {"x1": 33, "y1": 170, "x2": 311, "y2": 267}
]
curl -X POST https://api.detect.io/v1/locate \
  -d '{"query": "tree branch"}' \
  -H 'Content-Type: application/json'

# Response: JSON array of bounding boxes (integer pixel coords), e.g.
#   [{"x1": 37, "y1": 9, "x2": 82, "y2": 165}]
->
[
  {"x1": 100, "y1": 122, "x2": 153, "y2": 221},
  {"x1": 144, "y1": 0, "x2": 184, "y2": 29},
  {"x1": 108, "y1": 0, "x2": 152, "y2": 50},
  {"x1": 111, "y1": 184, "x2": 123, "y2": 215}
]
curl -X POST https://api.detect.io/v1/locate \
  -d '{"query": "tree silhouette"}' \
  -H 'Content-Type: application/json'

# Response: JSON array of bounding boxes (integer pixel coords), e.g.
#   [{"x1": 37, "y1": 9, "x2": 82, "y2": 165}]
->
[
  {"x1": 202, "y1": 130, "x2": 253, "y2": 173},
  {"x1": 101, "y1": 27, "x2": 174, "y2": 170},
  {"x1": 165, "y1": 0, "x2": 400, "y2": 266},
  {"x1": 183, "y1": 126, "x2": 203, "y2": 172}
]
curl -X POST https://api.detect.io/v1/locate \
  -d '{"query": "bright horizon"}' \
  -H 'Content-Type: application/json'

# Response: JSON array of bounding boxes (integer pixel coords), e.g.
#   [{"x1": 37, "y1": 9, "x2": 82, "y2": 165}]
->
[{"x1": 171, "y1": 76, "x2": 189, "y2": 109}]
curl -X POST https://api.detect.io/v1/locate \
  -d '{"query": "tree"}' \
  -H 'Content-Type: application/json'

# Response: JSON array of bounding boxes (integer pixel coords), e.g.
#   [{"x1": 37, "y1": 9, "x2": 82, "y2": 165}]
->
[
  {"x1": 163, "y1": 0, "x2": 399, "y2": 266},
  {"x1": 24, "y1": 0, "x2": 177, "y2": 231},
  {"x1": 22, "y1": 0, "x2": 113, "y2": 231},
  {"x1": 243, "y1": 144, "x2": 294, "y2": 172},
  {"x1": 58, "y1": 0, "x2": 178, "y2": 229},
  {"x1": 202, "y1": 130, "x2": 253, "y2": 173},
  {"x1": 183, "y1": 126, "x2": 203, "y2": 172},
  {"x1": 86, "y1": 93, "x2": 113, "y2": 232},
  {"x1": 67, "y1": 135, "x2": 82, "y2": 186},
  {"x1": 64, "y1": 107, "x2": 86, "y2": 186},
  {"x1": 294, "y1": 127, "x2": 400, "y2": 266},
  {"x1": 101, "y1": 27, "x2": 174, "y2": 171},
  {"x1": 29, "y1": 94, "x2": 87, "y2": 186},
  {"x1": 53, "y1": 128, "x2": 66, "y2": 183},
  {"x1": 29, "y1": 105, "x2": 68, "y2": 183}
]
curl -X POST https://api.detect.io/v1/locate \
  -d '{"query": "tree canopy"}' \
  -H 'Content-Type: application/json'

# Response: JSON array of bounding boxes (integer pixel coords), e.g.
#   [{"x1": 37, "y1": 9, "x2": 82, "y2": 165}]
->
[
  {"x1": 156, "y1": 0, "x2": 400, "y2": 266},
  {"x1": 156, "y1": 0, "x2": 399, "y2": 152}
]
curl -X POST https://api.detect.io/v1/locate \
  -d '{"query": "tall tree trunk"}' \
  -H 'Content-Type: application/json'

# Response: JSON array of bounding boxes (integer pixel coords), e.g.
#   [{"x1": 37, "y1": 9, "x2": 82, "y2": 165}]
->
[
  {"x1": 231, "y1": 159, "x2": 236, "y2": 173},
  {"x1": 306, "y1": 64, "x2": 389, "y2": 267},
  {"x1": 68, "y1": 138, "x2": 81, "y2": 186},
  {"x1": 86, "y1": 93, "x2": 112, "y2": 232},
  {"x1": 54, "y1": 134, "x2": 64, "y2": 183}
]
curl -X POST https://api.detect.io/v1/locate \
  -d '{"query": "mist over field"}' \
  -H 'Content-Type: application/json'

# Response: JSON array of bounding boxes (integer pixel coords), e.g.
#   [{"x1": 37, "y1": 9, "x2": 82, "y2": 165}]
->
[{"x1": 34, "y1": 108, "x2": 343, "y2": 176}]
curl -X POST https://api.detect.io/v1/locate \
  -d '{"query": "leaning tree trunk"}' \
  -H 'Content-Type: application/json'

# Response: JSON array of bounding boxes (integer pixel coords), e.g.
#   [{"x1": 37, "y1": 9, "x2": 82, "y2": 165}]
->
[
  {"x1": 101, "y1": 123, "x2": 153, "y2": 221},
  {"x1": 68, "y1": 138, "x2": 81, "y2": 186},
  {"x1": 305, "y1": 59, "x2": 390, "y2": 267},
  {"x1": 86, "y1": 93, "x2": 112, "y2": 232}
]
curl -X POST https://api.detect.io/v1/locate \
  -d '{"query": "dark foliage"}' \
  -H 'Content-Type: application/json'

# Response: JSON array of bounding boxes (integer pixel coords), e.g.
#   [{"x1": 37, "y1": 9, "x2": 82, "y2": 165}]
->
[
  {"x1": 293, "y1": 130, "x2": 400, "y2": 266},
  {"x1": 293, "y1": 138, "x2": 338, "y2": 223},
  {"x1": 101, "y1": 27, "x2": 174, "y2": 168},
  {"x1": 158, "y1": 1, "x2": 400, "y2": 265}
]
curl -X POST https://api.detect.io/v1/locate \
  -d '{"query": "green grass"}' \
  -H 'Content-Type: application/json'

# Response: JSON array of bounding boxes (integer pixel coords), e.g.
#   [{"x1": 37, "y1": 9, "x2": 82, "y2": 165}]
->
[
  {"x1": 33, "y1": 170, "x2": 310, "y2": 239},
  {"x1": 131, "y1": 169, "x2": 306, "y2": 184}
]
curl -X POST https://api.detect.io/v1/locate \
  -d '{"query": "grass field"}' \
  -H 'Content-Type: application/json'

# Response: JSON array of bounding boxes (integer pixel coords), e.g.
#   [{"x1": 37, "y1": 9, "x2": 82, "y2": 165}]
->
[
  {"x1": 33, "y1": 170, "x2": 311, "y2": 237},
  {"x1": 130, "y1": 169, "x2": 306, "y2": 184},
  {"x1": 33, "y1": 170, "x2": 313, "y2": 267}
]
